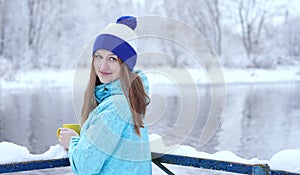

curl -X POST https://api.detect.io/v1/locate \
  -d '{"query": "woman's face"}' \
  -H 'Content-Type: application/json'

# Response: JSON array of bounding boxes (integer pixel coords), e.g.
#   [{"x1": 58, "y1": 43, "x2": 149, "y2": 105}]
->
[{"x1": 93, "y1": 49, "x2": 121, "y2": 84}]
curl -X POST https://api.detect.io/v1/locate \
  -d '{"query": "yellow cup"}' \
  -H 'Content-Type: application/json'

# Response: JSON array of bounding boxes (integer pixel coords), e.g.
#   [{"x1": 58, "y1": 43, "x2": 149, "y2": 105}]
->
[{"x1": 57, "y1": 124, "x2": 81, "y2": 138}]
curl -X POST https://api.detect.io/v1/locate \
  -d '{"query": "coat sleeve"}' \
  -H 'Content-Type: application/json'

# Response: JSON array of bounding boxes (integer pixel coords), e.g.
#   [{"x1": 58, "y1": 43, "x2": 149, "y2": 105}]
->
[{"x1": 68, "y1": 110, "x2": 129, "y2": 174}]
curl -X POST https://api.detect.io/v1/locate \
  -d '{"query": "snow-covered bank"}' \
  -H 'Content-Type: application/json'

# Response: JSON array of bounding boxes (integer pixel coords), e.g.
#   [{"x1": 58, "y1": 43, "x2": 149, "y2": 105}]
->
[
  {"x1": 223, "y1": 67, "x2": 300, "y2": 84},
  {"x1": 1, "y1": 134, "x2": 299, "y2": 173},
  {"x1": 0, "y1": 67, "x2": 299, "y2": 89},
  {"x1": 146, "y1": 67, "x2": 300, "y2": 85},
  {"x1": 0, "y1": 69, "x2": 75, "y2": 89}
]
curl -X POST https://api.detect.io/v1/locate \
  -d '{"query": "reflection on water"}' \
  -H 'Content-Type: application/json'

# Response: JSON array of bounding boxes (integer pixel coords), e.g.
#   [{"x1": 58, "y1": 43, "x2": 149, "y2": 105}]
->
[
  {"x1": 0, "y1": 83, "x2": 300, "y2": 174},
  {"x1": 148, "y1": 83, "x2": 300, "y2": 160},
  {"x1": 0, "y1": 89, "x2": 77, "y2": 154},
  {"x1": 215, "y1": 83, "x2": 300, "y2": 159}
]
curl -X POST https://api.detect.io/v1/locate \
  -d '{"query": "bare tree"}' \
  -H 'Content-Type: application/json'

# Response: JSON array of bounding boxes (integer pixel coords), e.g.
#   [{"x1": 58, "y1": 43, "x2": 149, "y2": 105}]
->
[
  {"x1": 183, "y1": 0, "x2": 222, "y2": 55},
  {"x1": 27, "y1": 0, "x2": 45, "y2": 68},
  {"x1": 234, "y1": 0, "x2": 288, "y2": 67},
  {"x1": 0, "y1": 0, "x2": 5, "y2": 55},
  {"x1": 162, "y1": 0, "x2": 223, "y2": 68},
  {"x1": 284, "y1": 16, "x2": 300, "y2": 61},
  {"x1": 204, "y1": 0, "x2": 222, "y2": 55}
]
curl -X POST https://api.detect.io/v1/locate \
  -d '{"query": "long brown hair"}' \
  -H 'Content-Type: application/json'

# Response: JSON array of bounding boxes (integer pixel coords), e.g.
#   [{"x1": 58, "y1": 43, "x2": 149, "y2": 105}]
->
[{"x1": 81, "y1": 58, "x2": 150, "y2": 136}]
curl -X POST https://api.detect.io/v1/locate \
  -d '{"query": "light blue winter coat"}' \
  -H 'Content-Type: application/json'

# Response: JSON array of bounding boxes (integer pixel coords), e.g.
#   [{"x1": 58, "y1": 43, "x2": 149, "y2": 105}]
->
[{"x1": 68, "y1": 70, "x2": 152, "y2": 175}]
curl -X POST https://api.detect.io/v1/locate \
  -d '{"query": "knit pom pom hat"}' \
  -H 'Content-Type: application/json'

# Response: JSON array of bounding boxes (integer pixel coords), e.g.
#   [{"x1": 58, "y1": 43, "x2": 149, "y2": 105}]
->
[{"x1": 92, "y1": 16, "x2": 138, "y2": 71}]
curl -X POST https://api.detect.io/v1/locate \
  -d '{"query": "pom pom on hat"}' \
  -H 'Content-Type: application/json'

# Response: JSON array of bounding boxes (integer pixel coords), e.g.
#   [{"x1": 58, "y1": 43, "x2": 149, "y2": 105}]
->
[
  {"x1": 116, "y1": 16, "x2": 137, "y2": 30},
  {"x1": 92, "y1": 15, "x2": 138, "y2": 71}
]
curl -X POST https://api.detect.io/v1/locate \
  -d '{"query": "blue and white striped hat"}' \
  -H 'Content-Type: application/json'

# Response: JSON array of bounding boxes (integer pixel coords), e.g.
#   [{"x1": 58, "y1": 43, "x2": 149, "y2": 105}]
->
[{"x1": 92, "y1": 16, "x2": 138, "y2": 71}]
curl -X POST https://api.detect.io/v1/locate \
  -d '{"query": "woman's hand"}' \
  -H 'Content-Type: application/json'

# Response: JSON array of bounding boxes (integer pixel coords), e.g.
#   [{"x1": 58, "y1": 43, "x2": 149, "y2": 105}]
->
[{"x1": 58, "y1": 128, "x2": 79, "y2": 149}]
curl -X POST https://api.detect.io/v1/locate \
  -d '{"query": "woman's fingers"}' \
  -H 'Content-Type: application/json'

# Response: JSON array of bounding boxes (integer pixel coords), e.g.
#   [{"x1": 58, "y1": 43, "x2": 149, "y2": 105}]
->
[{"x1": 60, "y1": 128, "x2": 79, "y2": 137}]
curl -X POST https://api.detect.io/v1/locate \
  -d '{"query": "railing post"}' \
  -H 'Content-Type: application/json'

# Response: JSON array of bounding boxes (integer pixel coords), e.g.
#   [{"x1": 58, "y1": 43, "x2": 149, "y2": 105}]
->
[
  {"x1": 252, "y1": 164, "x2": 270, "y2": 175},
  {"x1": 152, "y1": 159, "x2": 175, "y2": 175}
]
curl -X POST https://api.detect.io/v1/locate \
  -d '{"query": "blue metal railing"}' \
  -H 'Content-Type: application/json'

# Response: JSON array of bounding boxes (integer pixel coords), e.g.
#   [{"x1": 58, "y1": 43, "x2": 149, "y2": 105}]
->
[
  {"x1": 0, "y1": 152, "x2": 299, "y2": 175},
  {"x1": 151, "y1": 153, "x2": 300, "y2": 175}
]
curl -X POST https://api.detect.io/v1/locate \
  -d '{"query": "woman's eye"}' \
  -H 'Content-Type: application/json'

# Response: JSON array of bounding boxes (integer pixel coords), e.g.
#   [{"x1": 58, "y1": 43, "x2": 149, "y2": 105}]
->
[
  {"x1": 94, "y1": 55, "x2": 103, "y2": 59},
  {"x1": 110, "y1": 57, "x2": 118, "y2": 61}
]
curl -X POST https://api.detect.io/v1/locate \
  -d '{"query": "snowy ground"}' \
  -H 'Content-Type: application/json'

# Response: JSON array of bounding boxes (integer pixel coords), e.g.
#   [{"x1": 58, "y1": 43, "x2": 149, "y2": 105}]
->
[
  {"x1": 0, "y1": 67, "x2": 299, "y2": 89},
  {"x1": 0, "y1": 134, "x2": 299, "y2": 173}
]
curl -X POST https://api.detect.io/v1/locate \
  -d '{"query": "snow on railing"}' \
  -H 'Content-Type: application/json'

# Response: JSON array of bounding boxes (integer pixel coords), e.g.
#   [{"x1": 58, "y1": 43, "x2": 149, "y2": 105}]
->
[
  {"x1": 152, "y1": 152, "x2": 300, "y2": 175},
  {"x1": 0, "y1": 153, "x2": 299, "y2": 175}
]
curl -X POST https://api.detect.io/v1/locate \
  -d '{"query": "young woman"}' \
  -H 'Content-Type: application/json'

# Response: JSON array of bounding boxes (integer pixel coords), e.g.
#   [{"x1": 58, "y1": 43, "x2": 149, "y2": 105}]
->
[{"x1": 59, "y1": 16, "x2": 152, "y2": 175}]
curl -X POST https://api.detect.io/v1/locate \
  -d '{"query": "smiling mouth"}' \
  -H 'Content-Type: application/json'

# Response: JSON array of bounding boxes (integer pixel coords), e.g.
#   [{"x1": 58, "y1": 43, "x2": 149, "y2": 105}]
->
[{"x1": 99, "y1": 71, "x2": 111, "y2": 76}]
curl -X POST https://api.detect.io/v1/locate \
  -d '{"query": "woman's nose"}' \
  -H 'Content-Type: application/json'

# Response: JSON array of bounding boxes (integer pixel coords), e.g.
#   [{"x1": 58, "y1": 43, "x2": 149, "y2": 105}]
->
[{"x1": 100, "y1": 59, "x2": 109, "y2": 70}]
